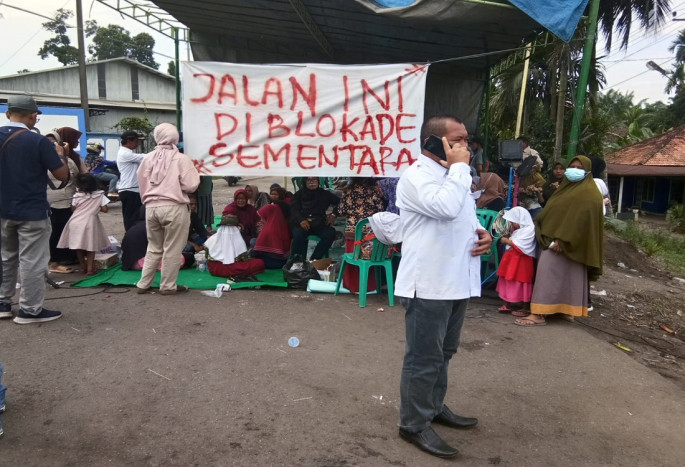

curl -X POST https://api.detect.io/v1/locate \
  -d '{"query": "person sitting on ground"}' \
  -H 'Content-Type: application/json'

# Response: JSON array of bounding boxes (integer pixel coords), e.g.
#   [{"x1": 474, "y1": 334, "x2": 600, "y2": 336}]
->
[
  {"x1": 57, "y1": 173, "x2": 110, "y2": 276},
  {"x1": 496, "y1": 207, "x2": 537, "y2": 316},
  {"x1": 85, "y1": 143, "x2": 119, "y2": 195},
  {"x1": 335, "y1": 177, "x2": 386, "y2": 292},
  {"x1": 222, "y1": 188, "x2": 260, "y2": 247},
  {"x1": 245, "y1": 184, "x2": 271, "y2": 211},
  {"x1": 121, "y1": 206, "x2": 194, "y2": 271},
  {"x1": 270, "y1": 186, "x2": 291, "y2": 204},
  {"x1": 205, "y1": 215, "x2": 266, "y2": 278},
  {"x1": 250, "y1": 202, "x2": 292, "y2": 269},
  {"x1": 474, "y1": 172, "x2": 507, "y2": 211},
  {"x1": 185, "y1": 193, "x2": 211, "y2": 253},
  {"x1": 290, "y1": 177, "x2": 340, "y2": 260},
  {"x1": 542, "y1": 161, "x2": 565, "y2": 205}
]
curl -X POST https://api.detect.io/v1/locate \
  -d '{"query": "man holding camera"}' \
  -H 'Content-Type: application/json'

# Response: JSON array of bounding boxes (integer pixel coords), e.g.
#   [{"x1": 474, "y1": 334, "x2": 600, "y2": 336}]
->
[
  {"x1": 395, "y1": 114, "x2": 492, "y2": 458},
  {"x1": 0, "y1": 95, "x2": 69, "y2": 324}
]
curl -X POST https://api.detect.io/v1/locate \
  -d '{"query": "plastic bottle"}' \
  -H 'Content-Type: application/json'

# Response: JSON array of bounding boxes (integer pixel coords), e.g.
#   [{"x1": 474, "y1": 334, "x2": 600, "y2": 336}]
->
[{"x1": 288, "y1": 337, "x2": 300, "y2": 348}]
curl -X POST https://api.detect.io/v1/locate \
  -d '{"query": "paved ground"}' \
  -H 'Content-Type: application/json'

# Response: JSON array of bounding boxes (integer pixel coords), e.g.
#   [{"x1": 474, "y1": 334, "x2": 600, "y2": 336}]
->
[{"x1": 0, "y1": 178, "x2": 683, "y2": 465}]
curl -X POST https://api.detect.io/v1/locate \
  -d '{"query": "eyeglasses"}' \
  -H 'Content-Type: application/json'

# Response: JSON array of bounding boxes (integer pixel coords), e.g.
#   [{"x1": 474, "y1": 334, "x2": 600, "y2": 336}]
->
[{"x1": 33, "y1": 113, "x2": 40, "y2": 123}]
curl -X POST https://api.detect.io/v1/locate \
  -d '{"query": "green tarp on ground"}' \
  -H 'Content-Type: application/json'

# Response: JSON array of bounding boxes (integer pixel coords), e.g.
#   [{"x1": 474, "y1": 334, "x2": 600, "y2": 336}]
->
[{"x1": 71, "y1": 265, "x2": 288, "y2": 290}]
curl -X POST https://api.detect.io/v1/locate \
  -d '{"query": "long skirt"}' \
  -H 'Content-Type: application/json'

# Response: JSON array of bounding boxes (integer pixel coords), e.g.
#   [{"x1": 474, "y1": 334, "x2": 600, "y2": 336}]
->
[{"x1": 531, "y1": 249, "x2": 589, "y2": 317}]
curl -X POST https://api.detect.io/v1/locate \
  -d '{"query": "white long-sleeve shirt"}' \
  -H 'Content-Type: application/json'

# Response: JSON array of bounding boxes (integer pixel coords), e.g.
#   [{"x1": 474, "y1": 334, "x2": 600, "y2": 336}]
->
[
  {"x1": 116, "y1": 146, "x2": 145, "y2": 192},
  {"x1": 395, "y1": 155, "x2": 482, "y2": 300}
]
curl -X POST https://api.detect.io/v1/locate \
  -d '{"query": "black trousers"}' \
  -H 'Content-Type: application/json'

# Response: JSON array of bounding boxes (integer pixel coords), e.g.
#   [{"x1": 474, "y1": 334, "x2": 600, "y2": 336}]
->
[
  {"x1": 120, "y1": 191, "x2": 142, "y2": 232},
  {"x1": 49, "y1": 207, "x2": 76, "y2": 263}
]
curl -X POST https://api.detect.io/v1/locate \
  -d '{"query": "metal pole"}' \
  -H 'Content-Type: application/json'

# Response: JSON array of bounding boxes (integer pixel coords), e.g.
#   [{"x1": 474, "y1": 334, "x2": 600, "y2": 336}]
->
[
  {"x1": 75, "y1": 0, "x2": 90, "y2": 131},
  {"x1": 617, "y1": 176, "x2": 624, "y2": 214},
  {"x1": 482, "y1": 73, "x2": 491, "y2": 166},
  {"x1": 174, "y1": 27, "x2": 182, "y2": 130},
  {"x1": 566, "y1": 0, "x2": 600, "y2": 162}
]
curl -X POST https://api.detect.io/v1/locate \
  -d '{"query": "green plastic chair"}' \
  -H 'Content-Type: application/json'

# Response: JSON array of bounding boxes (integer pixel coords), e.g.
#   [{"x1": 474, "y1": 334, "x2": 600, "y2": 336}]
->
[
  {"x1": 476, "y1": 208, "x2": 501, "y2": 283},
  {"x1": 334, "y1": 218, "x2": 395, "y2": 308},
  {"x1": 306, "y1": 234, "x2": 328, "y2": 258}
]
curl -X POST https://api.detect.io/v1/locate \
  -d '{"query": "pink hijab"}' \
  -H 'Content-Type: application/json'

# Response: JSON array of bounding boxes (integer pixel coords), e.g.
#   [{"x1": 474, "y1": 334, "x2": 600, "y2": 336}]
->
[{"x1": 148, "y1": 123, "x2": 179, "y2": 185}]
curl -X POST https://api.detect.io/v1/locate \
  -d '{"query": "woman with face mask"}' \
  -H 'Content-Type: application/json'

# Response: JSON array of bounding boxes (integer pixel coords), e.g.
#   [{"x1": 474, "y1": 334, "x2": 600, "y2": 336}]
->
[{"x1": 515, "y1": 156, "x2": 604, "y2": 326}]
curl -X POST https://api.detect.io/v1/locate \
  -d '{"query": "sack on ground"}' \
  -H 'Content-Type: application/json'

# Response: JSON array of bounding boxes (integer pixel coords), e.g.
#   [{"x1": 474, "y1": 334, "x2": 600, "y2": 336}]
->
[{"x1": 283, "y1": 255, "x2": 320, "y2": 289}]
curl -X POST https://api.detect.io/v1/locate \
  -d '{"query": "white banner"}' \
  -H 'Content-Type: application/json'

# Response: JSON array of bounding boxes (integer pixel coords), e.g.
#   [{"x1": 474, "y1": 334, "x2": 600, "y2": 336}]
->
[{"x1": 182, "y1": 62, "x2": 428, "y2": 177}]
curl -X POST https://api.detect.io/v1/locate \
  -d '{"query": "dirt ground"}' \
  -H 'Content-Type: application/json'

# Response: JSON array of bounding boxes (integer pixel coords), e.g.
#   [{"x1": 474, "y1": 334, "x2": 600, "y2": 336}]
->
[{"x1": 0, "y1": 178, "x2": 684, "y2": 466}]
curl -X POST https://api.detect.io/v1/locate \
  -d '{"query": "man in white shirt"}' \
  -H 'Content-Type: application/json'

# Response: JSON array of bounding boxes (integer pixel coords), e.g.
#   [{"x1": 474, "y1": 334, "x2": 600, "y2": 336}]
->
[
  {"x1": 117, "y1": 131, "x2": 145, "y2": 231},
  {"x1": 395, "y1": 114, "x2": 492, "y2": 459}
]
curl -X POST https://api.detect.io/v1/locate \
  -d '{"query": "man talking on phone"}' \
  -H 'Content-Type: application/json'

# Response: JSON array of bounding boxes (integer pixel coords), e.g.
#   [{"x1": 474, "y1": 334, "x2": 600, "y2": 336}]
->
[{"x1": 395, "y1": 114, "x2": 492, "y2": 458}]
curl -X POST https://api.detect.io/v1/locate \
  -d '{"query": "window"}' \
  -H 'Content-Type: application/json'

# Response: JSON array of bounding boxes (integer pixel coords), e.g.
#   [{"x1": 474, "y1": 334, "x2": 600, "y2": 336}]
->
[
  {"x1": 642, "y1": 177, "x2": 655, "y2": 203},
  {"x1": 131, "y1": 67, "x2": 139, "y2": 101},
  {"x1": 97, "y1": 63, "x2": 106, "y2": 99}
]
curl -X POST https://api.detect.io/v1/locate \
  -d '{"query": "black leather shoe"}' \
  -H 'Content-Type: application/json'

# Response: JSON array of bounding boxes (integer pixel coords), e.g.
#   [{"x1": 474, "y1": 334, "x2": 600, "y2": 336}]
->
[
  {"x1": 433, "y1": 405, "x2": 478, "y2": 429},
  {"x1": 399, "y1": 426, "x2": 459, "y2": 458}
]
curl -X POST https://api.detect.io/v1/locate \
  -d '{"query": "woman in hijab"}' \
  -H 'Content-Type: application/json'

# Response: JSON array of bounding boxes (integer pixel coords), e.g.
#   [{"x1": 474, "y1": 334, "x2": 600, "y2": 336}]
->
[
  {"x1": 136, "y1": 123, "x2": 200, "y2": 295},
  {"x1": 517, "y1": 156, "x2": 604, "y2": 326},
  {"x1": 245, "y1": 184, "x2": 271, "y2": 210},
  {"x1": 496, "y1": 207, "x2": 536, "y2": 315},
  {"x1": 56, "y1": 127, "x2": 85, "y2": 174},
  {"x1": 222, "y1": 188, "x2": 260, "y2": 247},
  {"x1": 45, "y1": 131, "x2": 79, "y2": 272},
  {"x1": 205, "y1": 215, "x2": 266, "y2": 277},
  {"x1": 251, "y1": 201, "x2": 292, "y2": 269},
  {"x1": 290, "y1": 177, "x2": 340, "y2": 260}
]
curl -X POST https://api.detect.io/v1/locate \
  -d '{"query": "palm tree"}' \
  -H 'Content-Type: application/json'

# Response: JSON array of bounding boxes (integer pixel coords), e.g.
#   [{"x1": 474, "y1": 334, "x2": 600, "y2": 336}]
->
[{"x1": 598, "y1": 0, "x2": 672, "y2": 51}]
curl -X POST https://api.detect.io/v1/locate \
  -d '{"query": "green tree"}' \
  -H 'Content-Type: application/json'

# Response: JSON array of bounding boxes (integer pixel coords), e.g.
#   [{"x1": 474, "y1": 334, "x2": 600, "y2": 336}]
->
[
  {"x1": 167, "y1": 60, "x2": 176, "y2": 76},
  {"x1": 38, "y1": 8, "x2": 78, "y2": 66},
  {"x1": 598, "y1": 0, "x2": 672, "y2": 51},
  {"x1": 87, "y1": 22, "x2": 159, "y2": 69}
]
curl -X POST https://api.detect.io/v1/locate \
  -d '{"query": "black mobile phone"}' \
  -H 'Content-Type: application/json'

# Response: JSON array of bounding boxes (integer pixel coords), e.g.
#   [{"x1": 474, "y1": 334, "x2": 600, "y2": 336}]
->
[{"x1": 423, "y1": 134, "x2": 448, "y2": 160}]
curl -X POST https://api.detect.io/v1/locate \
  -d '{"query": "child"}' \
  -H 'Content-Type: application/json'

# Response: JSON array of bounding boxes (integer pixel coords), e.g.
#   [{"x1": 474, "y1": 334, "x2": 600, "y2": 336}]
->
[
  {"x1": 496, "y1": 207, "x2": 537, "y2": 316},
  {"x1": 58, "y1": 174, "x2": 111, "y2": 275}
]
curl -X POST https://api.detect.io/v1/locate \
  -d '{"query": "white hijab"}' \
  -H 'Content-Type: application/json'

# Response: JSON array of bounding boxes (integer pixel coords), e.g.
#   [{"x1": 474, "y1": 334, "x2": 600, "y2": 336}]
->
[
  {"x1": 204, "y1": 225, "x2": 247, "y2": 265},
  {"x1": 503, "y1": 207, "x2": 537, "y2": 257}
]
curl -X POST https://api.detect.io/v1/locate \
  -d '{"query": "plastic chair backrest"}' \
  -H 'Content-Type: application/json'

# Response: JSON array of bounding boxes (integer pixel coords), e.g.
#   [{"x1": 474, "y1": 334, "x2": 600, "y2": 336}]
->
[
  {"x1": 354, "y1": 218, "x2": 390, "y2": 261},
  {"x1": 476, "y1": 208, "x2": 499, "y2": 233}
]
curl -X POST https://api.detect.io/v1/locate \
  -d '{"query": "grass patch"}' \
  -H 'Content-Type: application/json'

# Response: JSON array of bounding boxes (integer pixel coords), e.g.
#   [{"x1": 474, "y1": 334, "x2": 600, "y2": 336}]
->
[{"x1": 608, "y1": 220, "x2": 685, "y2": 277}]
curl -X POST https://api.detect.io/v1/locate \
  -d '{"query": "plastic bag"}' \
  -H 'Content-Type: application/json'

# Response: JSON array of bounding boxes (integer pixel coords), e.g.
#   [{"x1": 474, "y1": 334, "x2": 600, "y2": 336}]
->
[{"x1": 283, "y1": 255, "x2": 320, "y2": 289}]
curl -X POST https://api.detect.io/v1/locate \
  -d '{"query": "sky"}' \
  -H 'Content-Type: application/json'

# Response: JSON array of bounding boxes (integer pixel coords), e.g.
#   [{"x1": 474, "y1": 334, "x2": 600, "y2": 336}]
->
[{"x1": 0, "y1": 0, "x2": 683, "y2": 106}]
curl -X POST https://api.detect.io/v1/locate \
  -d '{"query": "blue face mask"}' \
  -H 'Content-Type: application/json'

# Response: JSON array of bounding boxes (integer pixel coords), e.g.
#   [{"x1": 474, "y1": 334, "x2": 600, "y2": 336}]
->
[{"x1": 565, "y1": 168, "x2": 587, "y2": 182}]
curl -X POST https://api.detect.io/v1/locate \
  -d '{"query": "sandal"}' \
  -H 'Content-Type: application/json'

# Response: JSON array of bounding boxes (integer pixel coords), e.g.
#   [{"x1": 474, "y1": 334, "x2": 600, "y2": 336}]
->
[
  {"x1": 511, "y1": 310, "x2": 530, "y2": 317},
  {"x1": 49, "y1": 265, "x2": 74, "y2": 274},
  {"x1": 515, "y1": 317, "x2": 546, "y2": 326},
  {"x1": 498, "y1": 305, "x2": 514, "y2": 313}
]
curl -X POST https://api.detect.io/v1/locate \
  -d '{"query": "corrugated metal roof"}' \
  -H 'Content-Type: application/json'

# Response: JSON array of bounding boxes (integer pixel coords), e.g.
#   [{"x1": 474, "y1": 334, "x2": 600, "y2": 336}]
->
[{"x1": 150, "y1": 0, "x2": 542, "y2": 71}]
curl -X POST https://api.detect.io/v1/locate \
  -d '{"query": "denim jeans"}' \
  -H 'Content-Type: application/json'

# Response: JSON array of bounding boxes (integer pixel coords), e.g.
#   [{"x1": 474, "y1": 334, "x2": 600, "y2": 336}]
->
[
  {"x1": 93, "y1": 172, "x2": 119, "y2": 192},
  {"x1": 399, "y1": 296, "x2": 468, "y2": 432}
]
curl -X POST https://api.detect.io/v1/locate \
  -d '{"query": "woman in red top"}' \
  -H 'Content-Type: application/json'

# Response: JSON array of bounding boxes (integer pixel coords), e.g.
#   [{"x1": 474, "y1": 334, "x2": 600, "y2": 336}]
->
[{"x1": 222, "y1": 189, "x2": 260, "y2": 247}]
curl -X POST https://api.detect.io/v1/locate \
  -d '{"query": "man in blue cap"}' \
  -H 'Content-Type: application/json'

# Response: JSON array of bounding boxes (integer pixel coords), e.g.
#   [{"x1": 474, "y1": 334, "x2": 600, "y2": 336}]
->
[{"x1": 0, "y1": 95, "x2": 69, "y2": 324}]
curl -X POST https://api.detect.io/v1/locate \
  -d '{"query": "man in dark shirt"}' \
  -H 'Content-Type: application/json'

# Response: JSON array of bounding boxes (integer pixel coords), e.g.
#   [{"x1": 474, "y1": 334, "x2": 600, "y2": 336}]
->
[
  {"x1": 290, "y1": 177, "x2": 340, "y2": 260},
  {"x1": 0, "y1": 95, "x2": 69, "y2": 324}
]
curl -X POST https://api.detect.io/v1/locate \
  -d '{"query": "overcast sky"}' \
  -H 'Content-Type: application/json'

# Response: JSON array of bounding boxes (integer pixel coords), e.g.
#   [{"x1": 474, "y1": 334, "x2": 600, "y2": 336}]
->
[{"x1": 0, "y1": 0, "x2": 680, "y2": 105}]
